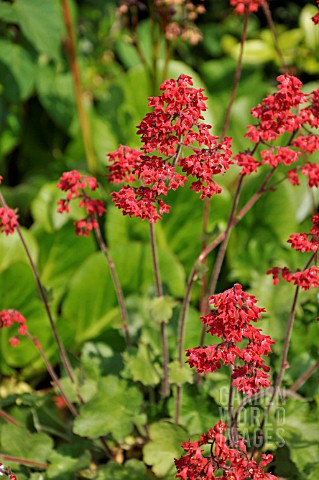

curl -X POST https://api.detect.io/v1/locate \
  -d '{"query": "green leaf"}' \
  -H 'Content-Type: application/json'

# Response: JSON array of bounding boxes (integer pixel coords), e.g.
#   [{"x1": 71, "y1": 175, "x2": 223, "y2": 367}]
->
[
  {"x1": 149, "y1": 296, "x2": 177, "y2": 325},
  {"x1": 47, "y1": 447, "x2": 90, "y2": 479},
  {"x1": 0, "y1": 3, "x2": 18, "y2": 23},
  {"x1": 300, "y1": 5, "x2": 319, "y2": 51},
  {"x1": 36, "y1": 64, "x2": 76, "y2": 132},
  {"x1": 73, "y1": 376, "x2": 144, "y2": 442},
  {"x1": 34, "y1": 223, "x2": 95, "y2": 306},
  {"x1": 0, "y1": 39, "x2": 36, "y2": 102},
  {"x1": 122, "y1": 343, "x2": 162, "y2": 387},
  {"x1": 168, "y1": 385, "x2": 221, "y2": 436},
  {"x1": 0, "y1": 227, "x2": 38, "y2": 272},
  {"x1": 97, "y1": 459, "x2": 151, "y2": 480},
  {"x1": 110, "y1": 242, "x2": 185, "y2": 298},
  {"x1": 168, "y1": 360, "x2": 193, "y2": 386},
  {"x1": 0, "y1": 263, "x2": 50, "y2": 373},
  {"x1": 231, "y1": 39, "x2": 275, "y2": 64},
  {"x1": 81, "y1": 342, "x2": 123, "y2": 379},
  {"x1": 143, "y1": 421, "x2": 186, "y2": 478},
  {"x1": 62, "y1": 252, "x2": 119, "y2": 344},
  {"x1": 14, "y1": 0, "x2": 64, "y2": 60},
  {"x1": 0, "y1": 424, "x2": 53, "y2": 463}
]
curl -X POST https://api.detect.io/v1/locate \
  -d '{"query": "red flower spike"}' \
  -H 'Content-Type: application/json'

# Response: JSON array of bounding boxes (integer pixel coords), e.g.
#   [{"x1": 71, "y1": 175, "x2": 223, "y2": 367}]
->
[
  {"x1": 312, "y1": 1, "x2": 319, "y2": 25},
  {"x1": 175, "y1": 422, "x2": 277, "y2": 479},
  {"x1": 0, "y1": 206, "x2": 19, "y2": 235},
  {"x1": 57, "y1": 170, "x2": 106, "y2": 236},
  {"x1": 186, "y1": 284, "x2": 275, "y2": 396},
  {"x1": 109, "y1": 75, "x2": 232, "y2": 222}
]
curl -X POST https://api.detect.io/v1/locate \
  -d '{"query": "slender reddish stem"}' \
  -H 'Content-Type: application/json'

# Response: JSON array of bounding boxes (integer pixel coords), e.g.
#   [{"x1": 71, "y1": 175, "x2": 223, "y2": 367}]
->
[
  {"x1": 290, "y1": 359, "x2": 319, "y2": 393},
  {"x1": 0, "y1": 409, "x2": 20, "y2": 426},
  {"x1": 262, "y1": 2, "x2": 288, "y2": 72},
  {"x1": 149, "y1": 222, "x2": 170, "y2": 397},
  {"x1": 221, "y1": 9, "x2": 249, "y2": 138},
  {"x1": 0, "y1": 191, "x2": 75, "y2": 384},
  {"x1": 0, "y1": 455, "x2": 48, "y2": 469},
  {"x1": 61, "y1": 0, "x2": 97, "y2": 172},
  {"x1": 94, "y1": 223, "x2": 131, "y2": 346}
]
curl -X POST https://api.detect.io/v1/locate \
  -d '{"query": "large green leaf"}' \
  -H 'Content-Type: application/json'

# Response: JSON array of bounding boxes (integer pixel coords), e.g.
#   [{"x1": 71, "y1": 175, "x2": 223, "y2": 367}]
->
[
  {"x1": 0, "y1": 40, "x2": 36, "y2": 102},
  {"x1": 122, "y1": 343, "x2": 162, "y2": 387},
  {"x1": 97, "y1": 459, "x2": 151, "y2": 480},
  {"x1": 73, "y1": 376, "x2": 144, "y2": 441},
  {"x1": 62, "y1": 252, "x2": 120, "y2": 343},
  {"x1": 0, "y1": 263, "x2": 51, "y2": 372},
  {"x1": 0, "y1": 424, "x2": 53, "y2": 463},
  {"x1": 0, "y1": 227, "x2": 38, "y2": 272},
  {"x1": 109, "y1": 241, "x2": 185, "y2": 297},
  {"x1": 36, "y1": 65, "x2": 76, "y2": 132},
  {"x1": 13, "y1": 0, "x2": 64, "y2": 60},
  {"x1": 34, "y1": 223, "x2": 95, "y2": 306},
  {"x1": 143, "y1": 421, "x2": 186, "y2": 478}
]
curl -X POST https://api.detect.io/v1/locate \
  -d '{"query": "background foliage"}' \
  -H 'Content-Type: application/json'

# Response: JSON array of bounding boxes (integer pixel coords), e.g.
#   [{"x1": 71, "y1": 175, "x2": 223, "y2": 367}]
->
[{"x1": 0, "y1": 0, "x2": 318, "y2": 479}]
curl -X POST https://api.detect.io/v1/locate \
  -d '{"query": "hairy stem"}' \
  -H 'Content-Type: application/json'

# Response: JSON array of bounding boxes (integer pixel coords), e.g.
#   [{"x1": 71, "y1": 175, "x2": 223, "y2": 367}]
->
[
  {"x1": 61, "y1": 0, "x2": 97, "y2": 172},
  {"x1": 94, "y1": 223, "x2": 131, "y2": 346},
  {"x1": 150, "y1": 223, "x2": 170, "y2": 397}
]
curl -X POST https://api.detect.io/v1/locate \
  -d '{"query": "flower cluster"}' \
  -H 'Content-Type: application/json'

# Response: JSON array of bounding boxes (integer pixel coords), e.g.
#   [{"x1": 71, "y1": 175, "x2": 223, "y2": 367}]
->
[
  {"x1": 108, "y1": 75, "x2": 232, "y2": 222},
  {"x1": 0, "y1": 206, "x2": 19, "y2": 235},
  {"x1": 0, "y1": 309, "x2": 28, "y2": 347},
  {"x1": 57, "y1": 170, "x2": 106, "y2": 236},
  {"x1": 118, "y1": 0, "x2": 205, "y2": 45},
  {"x1": 230, "y1": 0, "x2": 266, "y2": 15},
  {"x1": 234, "y1": 75, "x2": 319, "y2": 187},
  {"x1": 186, "y1": 284, "x2": 275, "y2": 395},
  {"x1": 267, "y1": 214, "x2": 319, "y2": 290},
  {"x1": 175, "y1": 421, "x2": 277, "y2": 479}
]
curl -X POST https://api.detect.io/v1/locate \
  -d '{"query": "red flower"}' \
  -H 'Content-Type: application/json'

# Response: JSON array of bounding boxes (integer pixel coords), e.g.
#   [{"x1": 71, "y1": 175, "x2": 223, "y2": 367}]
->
[
  {"x1": 0, "y1": 206, "x2": 19, "y2": 235},
  {"x1": 109, "y1": 75, "x2": 232, "y2": 221},
  {"x1": 186, "y1": 284, "x2": 274, "y2": 395},
  {"x1": 234, "y1": 152, "x2": 260, "y2": 175},
  {"x1": 230, "y1": 0, "x2": 266, "y2": 15},
  {"x1": 0, "y1": 310, "x2": 28, "y2": 347},
  {"x1": 175, "y1": 422, "x2": 277, "y2": 479},
  {"x1": 57, "y1": 170, "x2": 106, "y2": 236}
]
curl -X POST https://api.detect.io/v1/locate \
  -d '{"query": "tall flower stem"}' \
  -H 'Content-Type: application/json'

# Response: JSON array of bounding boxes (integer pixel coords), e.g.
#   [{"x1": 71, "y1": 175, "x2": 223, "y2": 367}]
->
[
  {"x1": 262, "y1": 2, "x2": 288, "y2": 72},
  {"x1": 26, "y1": 332, "x2": 78, "y2": 417},
  {"x1": 61, "y1": 0, "x2": 97, "y2": 172},
  {"x1": 175, "y1": 167, "x2": 276, "y2": 422},
  {"x1": 94, "y1": 223, "x2": 131, "y2": 347},
  {"x1": 0, "y1": 192, "x2": 75, "y2": 384},
  {"x1": 253, "y1": 252, "x2": 317, "y2": 455},
  {"x1": 199, "y1": 176, "x2": 244, "y2": 347},
  {"x1": 199, "y1": 11, "x2": 248, "y2": 317},
  {"x1": 290, "y1": 359, "x2": 319, "y2": 393},
  {"x1": 221, "y1": 9, "x2": 249, "y2": 138},
  {"x1": 149, "y1": 222, "x2": 170, "y2": 397},
  {"x1": 0, "y1": 455, "x2": 48, "y2": 469}
]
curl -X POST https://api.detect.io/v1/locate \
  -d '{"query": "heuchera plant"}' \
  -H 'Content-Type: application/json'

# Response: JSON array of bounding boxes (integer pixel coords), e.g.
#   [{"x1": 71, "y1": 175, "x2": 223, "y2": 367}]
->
[{"x1": 0, "y1": 1, "x2": 318, "y2": 479}]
